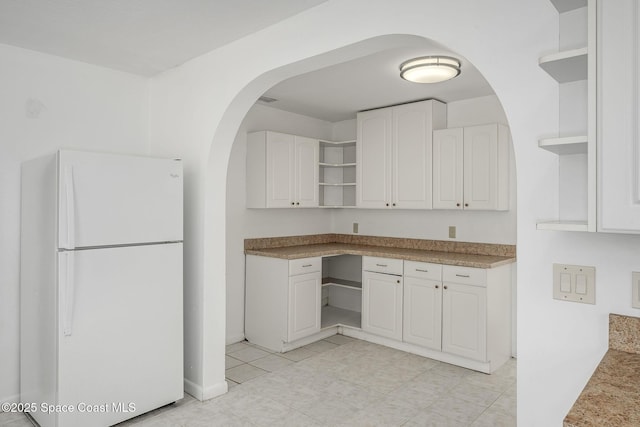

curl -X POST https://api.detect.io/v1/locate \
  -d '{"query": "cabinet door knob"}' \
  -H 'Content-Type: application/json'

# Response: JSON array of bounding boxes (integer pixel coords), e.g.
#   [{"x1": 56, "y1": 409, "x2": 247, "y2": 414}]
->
[
  {"x1": 392, "y1": 203, "x2": 396, "y2": 207},
  {"x1": 443, "y1": 285, "x2": 448, "y2": 290},
  {"x1": 396, "y1": 280, "x2": 400, "y2": 284},
  {"x1": 296, "y1": 202, "x2": 300, "y2": 206},
  {"x1": 456, "y1": 203, "x2": 460, "y2": 207},
  {"x1": 465, "y1": 203, "x2": 469, "y2": 207},
  {"x1": 291, "y1": 202, "x2": 295, "y2": 206},
  {"x1": 435, "y1": 285, "x2": 439, "y2": 289},
  {"x1": 385, "y1": 203, "x2": 389, "y2": 207}
]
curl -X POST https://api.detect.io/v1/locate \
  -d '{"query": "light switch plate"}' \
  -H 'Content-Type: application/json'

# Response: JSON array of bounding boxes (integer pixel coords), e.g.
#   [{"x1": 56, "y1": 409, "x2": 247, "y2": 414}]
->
[
  {"x1": 633, "y1": 272, "x2": 640, "y2": 309},
  {"x1": 553, "y1": 264, "x2": 596, "y2": 304}
]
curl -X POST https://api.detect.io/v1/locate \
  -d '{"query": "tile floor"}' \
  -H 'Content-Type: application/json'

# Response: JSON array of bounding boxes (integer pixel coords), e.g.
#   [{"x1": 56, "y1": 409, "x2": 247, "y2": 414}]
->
[{"x1": 1, "y1": 335, "x2": 516, "y2": 426}]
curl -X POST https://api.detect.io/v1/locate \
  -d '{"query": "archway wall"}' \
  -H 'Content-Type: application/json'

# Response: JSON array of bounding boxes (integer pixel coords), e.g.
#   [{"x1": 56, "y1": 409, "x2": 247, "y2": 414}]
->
[{"x1": 148, "y1": 1, "x2": 640, "y2": 425}]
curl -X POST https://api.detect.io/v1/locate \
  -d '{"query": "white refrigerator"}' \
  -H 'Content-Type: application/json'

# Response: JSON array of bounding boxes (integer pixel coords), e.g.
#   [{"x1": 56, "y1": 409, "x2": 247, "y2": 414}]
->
[{"x1": 20, "y1": 150, "x2": 184, "y2": 427}]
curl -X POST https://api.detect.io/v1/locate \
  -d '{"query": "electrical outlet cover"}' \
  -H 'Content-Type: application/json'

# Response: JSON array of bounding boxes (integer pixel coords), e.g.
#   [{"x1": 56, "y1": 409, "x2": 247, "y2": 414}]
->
[{"x1": 633, "y1": 272, "x2": 640, "y2": 309}]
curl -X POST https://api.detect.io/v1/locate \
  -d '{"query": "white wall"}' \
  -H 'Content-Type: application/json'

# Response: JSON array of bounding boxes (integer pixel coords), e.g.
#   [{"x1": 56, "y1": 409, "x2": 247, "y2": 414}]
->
[
  {"x1": 332, "y1": 95, "x2": 517, "y2": 245},
  {"x1": 0, "y1": 44, "x2": 150, "y2": 403},
  {"x1": 145, "y1": 1, "x2": 640, "y2": 425},
  {"x1": 225, "y1": 104, "x2": 334, "y2": 343}
]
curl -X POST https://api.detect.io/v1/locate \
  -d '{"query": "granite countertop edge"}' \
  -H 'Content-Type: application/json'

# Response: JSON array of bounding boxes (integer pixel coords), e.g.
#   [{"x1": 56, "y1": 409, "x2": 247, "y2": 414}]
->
[{"x1": 245, "y1": 243, "x2": 515, "y2": 269}]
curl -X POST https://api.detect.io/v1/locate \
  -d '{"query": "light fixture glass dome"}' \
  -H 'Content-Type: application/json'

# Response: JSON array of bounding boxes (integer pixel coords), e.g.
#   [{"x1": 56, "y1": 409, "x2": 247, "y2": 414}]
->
[{"x1": 399, "y1": 56, "x2": 461, "y2": 83}]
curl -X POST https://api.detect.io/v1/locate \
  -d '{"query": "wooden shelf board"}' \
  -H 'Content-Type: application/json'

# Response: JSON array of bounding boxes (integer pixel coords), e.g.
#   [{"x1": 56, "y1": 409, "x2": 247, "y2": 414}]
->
[
  {"x1": 539, "y1": 136, "x2": 588, "y2": 155},
  {"x1": 321, "y1": 305, "x2": 361, "y2": 329},
  {"x1": 319, "y1": 182, "x2": 356, "y2": 186},
  {"x1": 539, "y1": 47, "x2": 588, "y2": 83},
  {"x1": 319, "y1": 140, "x2": 356, "y2": 147},
  {"x1": 549, "y1": 0, "x2": 587, "y2": 13},
  {"x1": 322, "y1": 277, "x2": 362, "y2": 290},
  {"x1": 319, "y1": 162, "x2": 356, "y2": 167},
  {"x1": 537, "y1": 220, "x2": 589, "y2": 232}
]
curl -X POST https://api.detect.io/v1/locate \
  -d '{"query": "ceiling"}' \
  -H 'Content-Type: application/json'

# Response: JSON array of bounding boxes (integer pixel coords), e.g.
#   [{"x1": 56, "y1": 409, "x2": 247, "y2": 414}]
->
[
  {"x1": 0, "y1": 1, "x2": 496, "y2": 121},
  {"x1": 262, "y1": 43, "x2": 495, "y2": 122},
  {"x1": 0, "y1": 0, "x2": 328, "y2": 76}
]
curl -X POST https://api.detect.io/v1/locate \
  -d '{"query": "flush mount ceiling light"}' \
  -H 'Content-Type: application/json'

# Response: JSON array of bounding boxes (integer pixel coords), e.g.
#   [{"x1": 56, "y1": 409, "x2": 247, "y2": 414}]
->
[{"x1": 399, "y1": 56, "x2": 461, "y2": 83}]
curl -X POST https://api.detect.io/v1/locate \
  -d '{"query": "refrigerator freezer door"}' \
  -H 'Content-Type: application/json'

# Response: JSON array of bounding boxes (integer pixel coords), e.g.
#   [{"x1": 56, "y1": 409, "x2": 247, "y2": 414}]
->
[
  {"x1": 57, "y1": 243, "x2": 183, "y2": 427},
  {"x1": 58, "y1": 150, "x2": 183, "y2": 249}
]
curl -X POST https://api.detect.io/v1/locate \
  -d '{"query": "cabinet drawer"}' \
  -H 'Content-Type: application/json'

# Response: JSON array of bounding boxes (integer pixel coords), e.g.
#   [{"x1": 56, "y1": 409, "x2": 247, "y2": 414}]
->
[
  {"x1": 404, "y1": 261, "x2": 442, "y2": 281},
  {"x1": 289, "y1": 257, "x2": 322, "y2": 276},
  {"x1": 362, "y1": 256, "x2": 403, "y2": 275},
  {"x1": 443, "y1": 265, "x2": 486, "y2": 286}
]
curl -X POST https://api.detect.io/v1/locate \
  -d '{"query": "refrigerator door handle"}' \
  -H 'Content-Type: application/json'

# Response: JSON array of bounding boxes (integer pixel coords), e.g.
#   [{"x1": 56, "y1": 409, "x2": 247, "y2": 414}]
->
[
  {"x1": 61, "y1": 252, "x2": 75, "y2": 336},
  {"x1": 63, "y1": 166, "x2": 76, "y2": 250}
]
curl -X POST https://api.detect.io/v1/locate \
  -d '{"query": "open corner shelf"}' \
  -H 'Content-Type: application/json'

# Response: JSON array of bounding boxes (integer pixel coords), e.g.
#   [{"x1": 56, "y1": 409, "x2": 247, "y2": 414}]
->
[
  {"x1": 549, "y1": 0, "x2": 587, "y2": 13},
  {"x1": 539, "y1": 47, "x2": 588, "y2": 83},
  {"x1": 539, "y1": 135, "x2": 588, "y2": 155},
  {"x1": 536, "y1": 220, "x2": 589, "y2": 232}
]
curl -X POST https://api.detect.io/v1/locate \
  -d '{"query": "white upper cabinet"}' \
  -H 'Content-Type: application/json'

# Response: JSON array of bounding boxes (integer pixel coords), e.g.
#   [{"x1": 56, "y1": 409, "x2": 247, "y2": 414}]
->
[
  {"x1": 597, "y1": 0, "x2": 640, "y2": 233},
  {"x1": 357, "y1": 100, "x2": 447, "y2": 209},
  {"x1": 433, "y1": 128, "x2": 464, "y2": 209},
  {"x1": 246, "y1": 131, "x2": 319, "y2": 208},
  {"x1": 433, "y1": 124, "x2": 510, "y2": 211}
]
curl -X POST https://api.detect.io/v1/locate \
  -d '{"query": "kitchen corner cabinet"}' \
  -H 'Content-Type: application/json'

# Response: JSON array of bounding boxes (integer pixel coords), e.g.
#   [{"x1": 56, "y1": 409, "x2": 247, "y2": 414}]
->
[
  {"x1": 433, "y1": 124, "x2": 510, "y2": 210},
  {"x1": 246, "y1": 131, "x2": 319, "y2": 208},
  {"x1": 356, "y1": 100, "x2": 447, "y2": 209},
  {"x1": 597, "y1": 0, "x2": 640, "y2": 233},
  {"x1": 245, "y1": 255, "x2": 321, "y2": 350},
  {"x1": 361, "y1": 257, "x2": 403, "y2": 340}
]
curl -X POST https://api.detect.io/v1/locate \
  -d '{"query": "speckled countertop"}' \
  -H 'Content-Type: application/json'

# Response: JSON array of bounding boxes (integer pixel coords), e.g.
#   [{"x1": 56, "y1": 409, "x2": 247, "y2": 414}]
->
[
  {"x1": 564, "y1": 314, "x2": 640, "y2": 427},
  {"x1": 245, "y1": 234, "x2": 516, "y2": 269}
]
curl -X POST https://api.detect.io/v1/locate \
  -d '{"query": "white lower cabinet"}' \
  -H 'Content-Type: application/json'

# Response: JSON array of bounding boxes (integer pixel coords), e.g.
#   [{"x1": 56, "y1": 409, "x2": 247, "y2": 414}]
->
[
  {"x1": 362, "y1": 270, "x2": 403, "y2": 340},
  {"x1": 441, "y1": 281, "x2": 486, "y2": 361},
  {"x1": 245, "y1": 255, "x2": 321, "y2": 351},
  {"x1": 288, "y1": 271, "x2": 321, "y2": 342},
  {"x1": 402, "y1": 261, "x2": 443, "y2": 350}
]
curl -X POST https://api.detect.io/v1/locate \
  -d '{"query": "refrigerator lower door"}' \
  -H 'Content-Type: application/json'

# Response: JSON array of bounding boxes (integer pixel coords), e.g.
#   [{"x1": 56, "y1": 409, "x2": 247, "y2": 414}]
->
[
  {"x1": 57, "y1": 243, "x2": 183, "y2": 427},
  {"x1": 58, "y1": 150, "x2": 183, "y2": 250}
]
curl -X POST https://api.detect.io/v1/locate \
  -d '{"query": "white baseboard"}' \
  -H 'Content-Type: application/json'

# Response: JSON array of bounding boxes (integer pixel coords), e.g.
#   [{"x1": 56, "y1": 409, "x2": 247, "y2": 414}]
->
[
  {"x1": 202, "y1": 381, "x2": 228, "y2": 401},
  {"x1": 184, "y1": 378, "x2": 203, "y2": 401},
  {"x1": 0, "y1": 393, "x2": 20, "y2": 409},
  {"x1": 226, "y1": 333, "x2": 245, "y2": 345},
  {"x1": 184, "y1": 378, "x2": 228, "y2": 402}
]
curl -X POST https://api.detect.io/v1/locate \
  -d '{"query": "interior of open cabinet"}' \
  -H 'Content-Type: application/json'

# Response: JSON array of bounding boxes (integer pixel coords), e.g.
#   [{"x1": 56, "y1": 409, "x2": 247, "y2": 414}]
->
[
  {"x1": 537, "y1": 0, "x2": 596, "y2": 232},
  {"x1": 321, "y1": 254, "x2": 361, "y2": 329},
  {"x1": 319, "y1": 140, "x2": 356, "y2": 207}
]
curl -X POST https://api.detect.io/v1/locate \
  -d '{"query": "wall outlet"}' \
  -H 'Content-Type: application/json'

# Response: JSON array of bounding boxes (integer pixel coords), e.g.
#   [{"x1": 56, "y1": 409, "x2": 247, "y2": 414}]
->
[
  {"x1": 353, "y1": 222, "x2": 359, "y2": 234},
  {"x1": 448, "y1": 226, "x2": 456, "y2": 239},
  {"x1": 633, "y1": 272, "x2": 640, "y2": 309},
  {"x1": 553, "y1": 264, "x2": 596, "y2": 304}
]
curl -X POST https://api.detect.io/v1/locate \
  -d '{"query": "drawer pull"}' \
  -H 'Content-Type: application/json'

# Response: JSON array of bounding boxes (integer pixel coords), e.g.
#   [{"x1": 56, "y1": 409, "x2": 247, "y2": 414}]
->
[
  {"x1": 302, "y1": 264, "x2": 312, "y2": 268},
  {"x1": 376, "y1": 263, "x2": 388, "y2": 267},
  {"x1": 415, "y1": 268, "x2": 429, "y2": 273},
  {"x1": 455, "y1": 274, "x2": 470, "y2": 278}
]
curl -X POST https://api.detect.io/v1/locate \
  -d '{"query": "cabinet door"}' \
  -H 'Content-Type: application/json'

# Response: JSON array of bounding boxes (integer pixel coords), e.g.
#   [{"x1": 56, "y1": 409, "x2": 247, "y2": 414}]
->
[
  {"x1": 294, "y1": 136, "x2": 319, "y2": 207},
  {"x1": 442, "y1": 282, "x2": 486, "y2": 361},
  {"x1": 598, "y1": 0, "x2": 640, "y2": 233},
  {"x1": 287, "y1": 272, "x2": 321, "y2": 342},
  {"x1": 403, "y1": 277, "x2": 442, "y2": 350},
  {"x1": 463, "y1": 124, "x2": 499, "y2": 210},
  {"x1": 362, "y1": 271, "x2": 402, "y2": 340},
  {"x1": 392, "y1": 102, "x2": 433, "y2": 209},
  {"x1": 433, "y1": 128, "x2": 464, "y2": 209},
  {"x1": 357, "y1": 108, "x2": 392, "y2": 208},
  {"x1": 266, "y1": 132, "x2": 295, "y2": 208}
]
